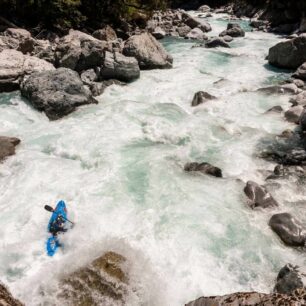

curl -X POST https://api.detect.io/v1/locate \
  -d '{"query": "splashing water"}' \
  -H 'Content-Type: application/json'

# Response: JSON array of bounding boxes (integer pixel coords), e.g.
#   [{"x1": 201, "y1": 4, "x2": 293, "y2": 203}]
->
[{"x1": 0, "y1": 14, "x2": 304, "y2": 306}]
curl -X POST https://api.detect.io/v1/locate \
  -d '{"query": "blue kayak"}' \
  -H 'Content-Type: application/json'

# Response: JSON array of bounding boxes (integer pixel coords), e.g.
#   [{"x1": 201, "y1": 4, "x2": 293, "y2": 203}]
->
[{"x1": 46, "y1": 200, "x2": 67, "y2": 256}]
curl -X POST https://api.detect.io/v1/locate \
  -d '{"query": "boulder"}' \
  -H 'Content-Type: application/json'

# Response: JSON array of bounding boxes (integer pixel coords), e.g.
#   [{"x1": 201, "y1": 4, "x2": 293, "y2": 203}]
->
[
  {"x1": 274, "y1": 264, "x2": 305, "y2": 295},
  {"x1": 0, "y1": 136, "x2": 20, "y2": 162},
  {"x1": 268, "y1": 35, "x2": 306, "y2": 69},
  {"x1": 80, "y1": 69, "x2": 98, "y2": 85},
  {"x1": 185, "y1": 28, "x2": 207, "y2": 40},
  {"x1": 257, "y1": 84, "x2": 298, "y2": 95},
  {"x1": 219, "y1": 23, "x2": 245, "y2": 37},
  {"x1": 123, "y1": 32, "x2": 173, "y2": 70},
  {"x1": 284, "y1": 106, "x2": 304, "y2": 123},
  {"x1": 152, "y1": 27, "x2": 166, "y2": 39},
  {"x1": 4, "y1": 28, "x2": 31, "y2": 40},
  {"x1": 198, "y1": 5, "x2": 211, "y2": 13},
  {"x1": 93, "y1": 25, "x2": 117, "y2": 41},
  {"x1": 20, "y1": 68, "x2": 97, "y2": 120},
  {"x1": 223, "y1": 35, "x2": 233, "y2": 42},
  {"x1": 292, "y1": 79, "x2": 305, "y2": 88},
  {"x1": 0, "y1": 49, "x2": 55, "y2": 92},
  {"x1": 269, "y1": 213, "x2": 306, "y2": 247},
  {"x1": 293, "y1": 62, "x2": 306, "y2": 81},
  {"x1": 58, "y1": 251, "x2": 127, "y2": 305},
  {"x1": 184, "y1": 162, "x2": 222, "y2": 178},
  {"x1": 0, "y1": 282, "x2": 23, "y2": 306},
  {"x1": 100, "y1": 51, "x2": 140, "y2": 82},
  {"x1": 266, "y1": 105, "x2": 283, "y2": 113},
  {"x1": 182, "y1": 12, "x2": 212, "y2": 32},
  {"x1": 191, "y1": 91, "x2": 216, "y2": 106},
  {"x1": 290, "y1": 91, "x2": 306, "y2": 106},
  {"x1": 55, "y1": 30, "x2": 109, "y2": 72},
  {"x1": 32, "y1": 39, "x2": 55, "y2": 63},
  {"x1": 185, "y1": 289, "x2": 306, "y2": 306},
  {"x1": 282, "y1": 149, "x2": 306, "y2": 166},
  {"x1": 177, "y1": 25, "x2": 192, "y2": 37},
  {"x1": 244, "y1": 181, "x2": 278, "y2": 209},
  {"x1": 205, "y1": 37, "x2": 230, "y2": 48},
  {"x1": 250, "y1": 19, "x2": 269, "y2": 29}
]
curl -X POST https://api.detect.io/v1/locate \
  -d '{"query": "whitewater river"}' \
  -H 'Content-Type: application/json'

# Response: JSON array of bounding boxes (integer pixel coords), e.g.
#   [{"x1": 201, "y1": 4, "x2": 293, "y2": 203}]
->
[{"x1": 0, "y1": 13, "x2": 305, "y2": 306}]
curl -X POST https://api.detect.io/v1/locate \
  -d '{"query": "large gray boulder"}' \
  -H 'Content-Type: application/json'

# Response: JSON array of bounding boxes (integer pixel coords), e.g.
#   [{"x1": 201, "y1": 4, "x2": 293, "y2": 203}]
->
[
  {"x1": 0, "y1": 136, "x2": 20, "y2": 162},
  {"x1": 244, "y1": 181, "x2": 278, "y2": 209},
  {"x1": 219, "y1": 23, "x2": 245, "y2": 37},
  {"x1": 185, "y1": 28, "x2": 207, "y2": 40},
  {"x1": 177, "y1": 25, "x2": 192, "y2": 37},
  {"x1": 191, "y1": 91, "x2": 216, "y2": 106},
  {"x1": 182, "y1": 12, "x2": 212, "y2": 32},
  {"x1": 268, "y1": 35, "x2": 306, "y2": 69},
  {"x1": 21, "y1": 68, "x2": 97, "y2": 120},
  {"x1": 284, "y1": 105, "x2": 304, "y2": 124},
  {"x1": 55, "y1": 30, "x2": 110, "y2": 72},
  {"x1": 269, "y1": 213, "x2": 306, "y2": 247},
  {"x1": 184, "y1": 162, "x2": 222, "y2": 178},
  {"x1": 123, "y1": 33, "x2": 173, "y2": 70},
  {"x1": 205, "y1": 37, "x2": 230, "y2": 48},
  {"x1": 0, "y1": 49, "x2": 55, "y2": 92},
  {"x1": 274, "y1": 264, "x2": 306, "y2": 295},
  {"x1": 100, "y1": 51, "x2": 140, "y2": 82},
  {"x1": 93, "y1": 25, "x2": 117, "y2": 41}
]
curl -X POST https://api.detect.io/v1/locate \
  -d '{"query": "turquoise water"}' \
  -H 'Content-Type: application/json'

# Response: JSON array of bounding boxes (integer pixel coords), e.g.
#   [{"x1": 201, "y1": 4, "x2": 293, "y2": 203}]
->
[{"x1": 0, "y1": 14, "x2": 302, "y2": 306}]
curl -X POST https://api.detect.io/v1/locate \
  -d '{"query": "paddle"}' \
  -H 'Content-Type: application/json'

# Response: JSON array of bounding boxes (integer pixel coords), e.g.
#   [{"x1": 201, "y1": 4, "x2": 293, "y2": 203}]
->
[{"x1": 44, "y1": 205, "x2": 74, "y2": 225}]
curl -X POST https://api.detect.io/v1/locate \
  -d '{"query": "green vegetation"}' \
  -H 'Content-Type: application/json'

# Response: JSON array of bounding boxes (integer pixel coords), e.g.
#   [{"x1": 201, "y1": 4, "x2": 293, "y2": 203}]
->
[{"x1": 0, "y1": 0, "x2": 168, "y2": 31}]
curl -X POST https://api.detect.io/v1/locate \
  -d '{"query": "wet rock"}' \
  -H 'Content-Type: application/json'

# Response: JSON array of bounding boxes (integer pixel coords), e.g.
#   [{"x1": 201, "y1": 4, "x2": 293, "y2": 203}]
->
[
  {"x1": 257, "y1": 84, "x2": 298, "y2": 95},
  {"x1": 0, "y1": 282, "x2": 23, "y2": 306},
  {"x1": 55, "y1": 30, "x2": 109, "y2": 72},
  {"x1": 275, "y1": 264, "x2": 305, "y2": 295},
  {"x1": 282, "y1": 149, "x2": 306, "y2": 165},
  {"x1": 250, "y1": 19, "x2": 269, "y2": 29},
  {"x1": 223, "y1": 35, "x2": 233, "y2": 42},
  {"x1": 266, "y1": 105, "x2": 283, "y2": 113},
  {"x1": 100, "y1": 51, "x2": 140, "y2": 82},
  {"x1": 292, "y1": 79, "x2": 305, "y2": 88},
  {"x1": 0, "y1": 49, "x2": 55, "y2": 92},
  {"x1": 123, "y1": 32, "x2": 173, "y2": 70},
  {"x1": 93, "y1": 25, "x2": 117, "y2": 41},
  {"x1": 293, "y1": 62, "x2": 306, "y2": 81},
  {"x1": 185, "y1": 289, "x2": 306, "y2": 306},
  {"x1": 185, "y1": 28, "x2": 207, "y2": 40},
  {"x1": 177, "y1": 25, "x2": 192, "y2": 37},
  {"x1": 191, "y1": 91, "x2": 216, "y2": 106},
  {"x1": 244, "y1": 181, "x2": 278, "y2": 209},
  {"x1": 80, "y1": 69, "x2": 98, "y2": 85},
  {"x1": 59, "y1": 251, "x2": 127, "y2": 305},
  {"x1": 198, "y1": 5, "x2": 211, "y2": 13},
  {"x1": 205, "y1": 37, "x2": 230, "y2": 48},
  {"x1": 152, "y1": 26, "x2": 166, "y2": 39},
  {"x1": 268, "y1": 35, "x2": 306, "y2": 69},
  {"x1": 269, "y1": 213, "x2": 306, "y2": 247},
  {"x1": 182, "y1": 12, "x2": 212, "y2": 32},
  {"x1": 21, "y1": 68, "x2": 97, "y2": 120},
  {"x1": 90, "y1": 79, "x2": 124, "y2": 97},
  {"x1": 219, "y1": 23, "x2": 245, "y2": 37},
  {"x1": 290, "y1": 91, "x2": 306, "y2": 106},
  {"x1": 184, "y1": 162, "x2": 222, "y2": 178},
  {"x1": 0, "y1": 136, "x2": 20, "y2": 162},
  {"x1": 284, "y1": 106, "x2": 304, "y2": 123}
]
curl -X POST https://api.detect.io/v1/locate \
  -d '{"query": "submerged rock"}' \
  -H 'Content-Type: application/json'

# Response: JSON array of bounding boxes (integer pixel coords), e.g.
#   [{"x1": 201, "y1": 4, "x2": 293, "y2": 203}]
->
[
  {"x1": 275, "y1": 264, "x2": 305, "y2": 295},
  {"x1": 123, "y1": 32, "x2": 173, "y2": 70},
  {"x1": 100, "y1": 51, "x2": 140, "y2": 82},
  {"x1": 0, "y1": 136, "x2": 20, "y2": 162},
  {"x1": 0, "y1": 282, "x2": 23, "y2": 306},
  {"x1": 244, "y1": 181, "x2": 278, "y2": 209},
  {"x1": 219, "y1": 23, "x2": 245, "y2": 37},
  {"x1": 205, "y1": 37, "x2": 230, "y2": 48},
  {"x1": 191, "y1": 91, "x2": 216, "y2": 106},
  {"x1": 184, "y1": 162, "x2": 222, "y2": 178},
  {"x1": 0, "y1": 49, "x2": 55, "y2": 92},
  {"x1": 269, "y1": 213, "x2": 306, "y2": 247},
  {"x1": 58, "y1": 251, "x2": 127, "y2": 305},
  {"x1": 268, "y1": 35, "x2": 306, "y2": 69},
  {"x1": 21, "y1": 68, "x2": 97, "y2": 120}
]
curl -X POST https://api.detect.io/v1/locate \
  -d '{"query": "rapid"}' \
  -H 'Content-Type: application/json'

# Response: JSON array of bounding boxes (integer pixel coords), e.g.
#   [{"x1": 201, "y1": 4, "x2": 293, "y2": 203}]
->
[{"x1": 0, "y1": 12, "x2": 305, "y2": 306}]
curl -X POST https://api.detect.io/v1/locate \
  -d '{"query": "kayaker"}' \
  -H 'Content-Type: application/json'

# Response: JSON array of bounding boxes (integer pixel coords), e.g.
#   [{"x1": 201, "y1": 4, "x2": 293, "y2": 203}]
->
[{"x1": 49, "y1": 214, "x2": 67, "y2": 236}]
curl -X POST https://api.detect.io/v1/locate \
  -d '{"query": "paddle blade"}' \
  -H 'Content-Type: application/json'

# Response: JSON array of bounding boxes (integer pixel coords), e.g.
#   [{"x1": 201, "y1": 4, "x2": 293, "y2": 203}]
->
[{"x1": 44, "y1": 205, "x2": 54, "y2": 212}]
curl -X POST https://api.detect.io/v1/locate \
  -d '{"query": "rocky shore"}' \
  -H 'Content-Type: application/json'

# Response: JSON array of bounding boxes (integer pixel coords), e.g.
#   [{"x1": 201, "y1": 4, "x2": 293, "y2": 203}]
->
[{"x1": 2, "y1": 1, "x2": 306, "y2": 305}]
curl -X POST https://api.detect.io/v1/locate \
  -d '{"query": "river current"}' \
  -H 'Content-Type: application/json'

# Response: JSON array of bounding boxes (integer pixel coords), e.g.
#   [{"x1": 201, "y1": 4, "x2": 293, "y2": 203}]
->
[{"x1": 0, "y1": 12, "x2": 305, "y2": 306}]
